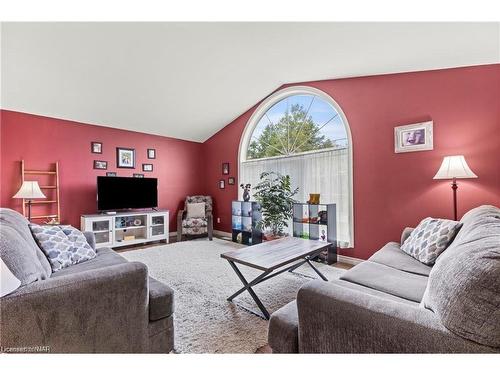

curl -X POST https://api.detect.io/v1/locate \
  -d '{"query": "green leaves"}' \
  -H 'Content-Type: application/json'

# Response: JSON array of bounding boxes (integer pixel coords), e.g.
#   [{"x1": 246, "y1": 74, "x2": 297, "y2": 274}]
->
[
  {"x1": 254, "y1": 172, "x2": 299, "y2": 236},
  {"x1": 247, "y1": 104, "x2": 335, "y2": 159}
]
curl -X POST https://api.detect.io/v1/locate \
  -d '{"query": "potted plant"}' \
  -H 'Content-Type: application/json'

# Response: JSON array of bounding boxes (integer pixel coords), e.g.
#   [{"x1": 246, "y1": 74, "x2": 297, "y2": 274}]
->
[{"x1": 253, "y1": 172, "x2": 299, "y2": 240}]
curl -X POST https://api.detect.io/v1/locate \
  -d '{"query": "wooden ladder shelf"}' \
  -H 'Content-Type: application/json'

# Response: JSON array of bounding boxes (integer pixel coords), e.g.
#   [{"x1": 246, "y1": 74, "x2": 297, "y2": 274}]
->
[{"x1": 21, "y1": 160, "x2": 61, "y2": 224}]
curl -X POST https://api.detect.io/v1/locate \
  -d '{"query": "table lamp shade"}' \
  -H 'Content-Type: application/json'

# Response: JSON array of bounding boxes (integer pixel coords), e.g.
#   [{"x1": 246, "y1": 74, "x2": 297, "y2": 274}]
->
[
  {"x1": 13, "y1": 181, "x2": 46, "y2": 199},
  {"x1": 433, "y1": 155, "x2": 477, "y2": 180}
]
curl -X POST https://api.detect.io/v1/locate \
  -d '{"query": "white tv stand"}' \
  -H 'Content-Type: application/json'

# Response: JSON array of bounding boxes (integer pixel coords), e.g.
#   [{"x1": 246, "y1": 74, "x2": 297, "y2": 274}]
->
[{"x1": 80, "y1": 210, "x2": 169, "y2": 248}]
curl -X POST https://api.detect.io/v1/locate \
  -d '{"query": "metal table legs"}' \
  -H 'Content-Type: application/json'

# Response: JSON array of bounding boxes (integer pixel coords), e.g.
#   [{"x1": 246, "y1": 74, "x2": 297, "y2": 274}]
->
[{"x1": 226, "y1": 255, "x2": 329, "y2": 320}]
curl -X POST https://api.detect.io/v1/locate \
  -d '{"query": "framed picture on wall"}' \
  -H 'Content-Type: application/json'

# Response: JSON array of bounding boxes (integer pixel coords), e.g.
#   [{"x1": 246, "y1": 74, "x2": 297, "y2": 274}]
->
[
  {"x1": 116, "y1": 147, "x2": 135, "y2": 168},
  {"x1": 222, "y1": 162, "x2": 230, "y2": 175},
  {"x1": 133, "y1": 173, "x2": 144, "y2": 178},
  {"x1": 394, "y1": 121, "x2": 433, "y2": 153},
  {"x1": 219, "y1": 179, "x2": 225, "y2": 189},
  {"x1": 106, "y1": 172, "x2": 117, "y2": 177},
  {"x1": 147, "y1": 149, "x2": 156, "y2": 159},
  {"x1": 94, "y1": 160, "x2": 108, "y2": 170},
  {"x1": 228, "y1": 177, "x2": 235, "y2": 185},
  {"x1": 91, "y1": 142, "x2": 102, "y2": 154},
  {"x1": 142, "y1": 163, "x2": 153, "y2": 172}
]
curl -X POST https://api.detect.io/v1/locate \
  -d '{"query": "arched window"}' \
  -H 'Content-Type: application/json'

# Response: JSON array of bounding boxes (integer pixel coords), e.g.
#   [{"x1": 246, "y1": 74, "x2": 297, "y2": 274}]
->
[{"x1": 239, "y1": 86, "x2": 353, "y2": 247}]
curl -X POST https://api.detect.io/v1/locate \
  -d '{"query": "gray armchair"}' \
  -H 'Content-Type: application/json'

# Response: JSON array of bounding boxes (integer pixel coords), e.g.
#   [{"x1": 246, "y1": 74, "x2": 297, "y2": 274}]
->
[{"x1": 177, "y1": 195, "x2": 213, "y2": 242}]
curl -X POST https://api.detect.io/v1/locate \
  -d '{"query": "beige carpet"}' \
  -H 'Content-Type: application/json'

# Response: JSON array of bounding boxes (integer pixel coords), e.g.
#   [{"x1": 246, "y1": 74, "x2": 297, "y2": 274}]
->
[{"x1": 121, "y1": 238, "x2": 345, "y2": 353}]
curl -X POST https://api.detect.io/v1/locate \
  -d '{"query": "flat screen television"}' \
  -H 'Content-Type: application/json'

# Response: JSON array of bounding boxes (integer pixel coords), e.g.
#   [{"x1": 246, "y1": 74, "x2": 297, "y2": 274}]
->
[{"x1": 97, "y1": 176, "x2": 158, "y2": 211}]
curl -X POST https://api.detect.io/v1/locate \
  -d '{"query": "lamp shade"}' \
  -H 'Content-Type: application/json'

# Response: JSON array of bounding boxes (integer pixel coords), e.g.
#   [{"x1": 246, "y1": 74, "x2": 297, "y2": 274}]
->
[
  {"x1": 12, "y1": 181, "x2": 46, "y2": 199},
  {"x1": 433, "y1": 155, "x2": 478, "y2": 180}
]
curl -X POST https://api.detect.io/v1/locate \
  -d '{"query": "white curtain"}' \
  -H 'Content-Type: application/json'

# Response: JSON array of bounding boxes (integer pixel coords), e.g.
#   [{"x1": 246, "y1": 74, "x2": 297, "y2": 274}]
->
[{"x1": 240, "y1": 147, "x2": 353, "y2": 248}]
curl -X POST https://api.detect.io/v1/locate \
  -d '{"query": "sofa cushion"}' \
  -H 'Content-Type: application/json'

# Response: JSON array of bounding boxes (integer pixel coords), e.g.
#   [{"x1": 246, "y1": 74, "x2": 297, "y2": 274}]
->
[
  {"x1": 340, "y1": 261, "x2": 428, "y2": 302},
  {"x1": 268, "y1": 301, "x2": 299, "y2": 353},
  {"x1": 332, "y1": 279, "x2": 419, "y2": 305},
  {"x1": 148, "y1": 277, "x2": 174, "y2": 321},
  {"x1": 0, "y1": 225, "x2": 48, "y2": 286},
  {"x1": 369, "y1": 242, "x2": 432, "y2": 276},
  {"x1": 51, "y1": 247, "x2": 128, "y2": 278},
  {"x1": 401, "y1": 217, "x2": 462, "y2": 265},
  {"x1": 0, "y1": 208, "x2": 51, "y2": 278},
  {"x1": 423, "y1": 205, "x2": 500, "y2": 348}
]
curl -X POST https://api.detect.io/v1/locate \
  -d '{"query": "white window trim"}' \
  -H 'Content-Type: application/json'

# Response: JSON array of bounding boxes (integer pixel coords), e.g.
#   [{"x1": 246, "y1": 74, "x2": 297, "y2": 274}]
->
[{"x1": 238, "y1": 85, "x2": 354, "y2": 247}]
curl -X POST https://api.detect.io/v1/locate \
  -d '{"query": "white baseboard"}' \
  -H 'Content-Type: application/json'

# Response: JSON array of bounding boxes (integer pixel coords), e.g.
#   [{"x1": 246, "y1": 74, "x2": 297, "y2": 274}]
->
[{"x1": 337, "y1": 254, "x2": 363, "y2": 266}]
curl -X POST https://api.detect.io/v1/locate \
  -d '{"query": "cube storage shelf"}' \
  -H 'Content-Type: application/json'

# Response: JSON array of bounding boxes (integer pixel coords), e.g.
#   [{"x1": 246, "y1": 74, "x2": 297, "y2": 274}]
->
[
  {"x1": 231, "y1": 201, "x2": 262, "y2": 246},
  {"x1": 293, "y1": 203, "x2": 337, "y2": 264}
]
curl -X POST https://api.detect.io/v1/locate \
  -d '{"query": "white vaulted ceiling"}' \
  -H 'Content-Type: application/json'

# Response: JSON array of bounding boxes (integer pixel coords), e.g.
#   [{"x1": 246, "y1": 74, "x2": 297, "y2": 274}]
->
[{"x1": 1, "y1": 22, "x2": 499, "y2": 142}]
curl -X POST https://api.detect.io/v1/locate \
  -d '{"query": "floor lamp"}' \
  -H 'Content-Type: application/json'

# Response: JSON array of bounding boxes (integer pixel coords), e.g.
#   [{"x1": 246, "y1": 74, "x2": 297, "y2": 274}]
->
[
  {"x1": 433, "y1": 155, "x2": 477, "y2": 221},
  {"x1": 13, "y1": 181, "x2": 46, "y2": 221}
]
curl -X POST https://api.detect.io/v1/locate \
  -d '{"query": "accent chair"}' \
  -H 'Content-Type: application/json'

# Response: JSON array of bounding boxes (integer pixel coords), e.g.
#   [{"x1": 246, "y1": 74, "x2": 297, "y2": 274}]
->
[{"x1": 177, "y1": 195, "x2": 213, "y2": 242}]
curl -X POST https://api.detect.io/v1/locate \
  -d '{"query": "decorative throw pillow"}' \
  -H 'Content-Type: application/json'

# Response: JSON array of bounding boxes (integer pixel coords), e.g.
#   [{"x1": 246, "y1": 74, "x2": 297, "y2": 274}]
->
[
  {"x1": 59, "y1": 225, "x2": 97, "y2": 262},
  {"x1": 187, "y1": 202, "x2": 206, "y2": 219},
  {"x1": 29, "y1": 224, "x2": 96, "y2": 272},
  {"x1": 401, "y1": 217, "x2": 462, "y2": 265},
  {"x1": 30, "y1": 224, "x2": 74, "y2": 272}
]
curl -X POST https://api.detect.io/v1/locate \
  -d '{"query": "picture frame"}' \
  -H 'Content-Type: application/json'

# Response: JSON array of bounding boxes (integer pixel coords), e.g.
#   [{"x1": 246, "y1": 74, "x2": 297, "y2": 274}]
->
[
  {"x1": 142, "y1": 163, "x2": 153, "y2": 172},
  {"x1": 106, "y1": 171, "x2": 117, "y2": 177},
  {"x1": 116, "y1": 147, "x2": 135, "y2": 168},
  {"x1": 147, "y1": 148, "x2": 156, "y2": 159},
  {"x1": 93, "y1": 160, "x2": 108, "y2": 170},
  {"x1": 222, "y1": 162, "x2": 230, "y2": 175},
  {"x1": 228, "y1": 177, "x2": 235, "y2": 185},
  {"x1": 394, "y1": 121, "x2": 433, "y2": 153},
  {"x1": 91, "y1": 142, "x2": 102, "y2": 154},
  {"x1": 219, "y1": 179, "x2": 225, "y2": 189},
  {"x1": 133, "y1": 173, "x2": 144, "y2": 178}
]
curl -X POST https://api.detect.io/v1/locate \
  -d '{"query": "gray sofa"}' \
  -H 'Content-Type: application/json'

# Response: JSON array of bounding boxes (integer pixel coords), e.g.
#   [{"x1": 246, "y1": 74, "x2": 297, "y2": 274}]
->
[
  {"x1": 268, "y1": 205, "x2": 500, "y2": 353},
  {"x1": 0, "y1": 208, "x2": 174, "y2": 353}
]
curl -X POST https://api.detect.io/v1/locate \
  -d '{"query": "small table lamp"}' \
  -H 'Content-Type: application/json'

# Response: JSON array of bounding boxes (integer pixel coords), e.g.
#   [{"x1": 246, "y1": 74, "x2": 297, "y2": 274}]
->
[
  {"x1": 433, "y1": 155, "x2": 477, "y2": 221},
  {"x1": 12, "y1": 181, "x2": 46, "y2": 221}
]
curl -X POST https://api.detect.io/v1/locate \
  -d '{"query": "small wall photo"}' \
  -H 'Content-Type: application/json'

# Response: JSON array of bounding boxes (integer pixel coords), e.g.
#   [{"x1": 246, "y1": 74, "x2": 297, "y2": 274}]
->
[{"x1": 394, "y1": 121, "x2": 433, "y2": 153}]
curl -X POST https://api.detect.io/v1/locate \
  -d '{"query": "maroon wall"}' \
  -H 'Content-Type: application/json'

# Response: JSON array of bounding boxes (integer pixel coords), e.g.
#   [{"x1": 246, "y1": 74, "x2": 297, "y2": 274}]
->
[
  {"x1": 1, "y1": 64, "x2": 499, "y2": 260},
  {"x1": 0, "y1": 110, "x2": 205, "y2": 229},
  {"x1": 203, "y1": 64, "x2": 500, "y2": 259}
]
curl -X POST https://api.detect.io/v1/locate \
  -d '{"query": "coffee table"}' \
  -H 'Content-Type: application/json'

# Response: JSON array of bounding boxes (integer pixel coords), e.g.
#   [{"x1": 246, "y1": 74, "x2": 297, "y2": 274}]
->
[{"x1": 221, "y1": 237, "x2": 333, "y2": 319}]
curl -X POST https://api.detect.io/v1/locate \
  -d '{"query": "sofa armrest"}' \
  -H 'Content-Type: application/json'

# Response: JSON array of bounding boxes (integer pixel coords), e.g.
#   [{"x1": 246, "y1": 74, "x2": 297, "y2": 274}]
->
[
  {"x1": 83, "y1": 231, "x2": 96, "y2": 250},
  {"x1": 296, "y1": 280, "x2": 495, "y2": 353},
  {"x1": 0, "y1": 262, "x2": 149, "y2": 353},
  {"x1": 401, "y1": 227, "x2": 414, "y2": 245}
]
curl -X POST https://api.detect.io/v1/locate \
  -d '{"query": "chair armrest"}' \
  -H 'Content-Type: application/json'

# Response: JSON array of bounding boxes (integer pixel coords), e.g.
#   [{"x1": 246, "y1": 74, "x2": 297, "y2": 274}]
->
[
  {"x1": 401, "y1": 227, "x2": 414, "y2": 245},
  {"x1": 83, "y1": 231, "x2": 96, "y2": 250},
  {"x1": 1, "y1": 262, "x2": 149, "y2": 353},
  {"x1": 177, "y1": 209, "x2": 185, "y2": 221},
  {"x1": 206, "y1": 212, "x2": 213, "y2": 240},
  {"x1": 296, "y1": 280, "x2": 494, "y2": 353}
]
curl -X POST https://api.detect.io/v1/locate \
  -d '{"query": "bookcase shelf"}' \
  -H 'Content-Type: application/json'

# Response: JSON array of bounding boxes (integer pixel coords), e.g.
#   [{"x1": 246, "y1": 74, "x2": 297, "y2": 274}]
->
[
  {"x1": 231, "y1": 201, "x2": 263, "y2": 246},
  {"x1": 293, "y1": 203, "x2": 337, "y2": 264},
  {"x1": 81, "y1": 210, "x2": 169, "y2": 248}
]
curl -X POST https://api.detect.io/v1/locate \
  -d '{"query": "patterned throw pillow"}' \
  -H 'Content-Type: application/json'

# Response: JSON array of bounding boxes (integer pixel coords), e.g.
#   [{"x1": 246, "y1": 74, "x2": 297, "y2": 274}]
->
[
  {"x1": 401, "y1": 217, "x2": 462, "y2": 265},
  {"x1": 59, "y1": 225, "x2": 97, "y2": 262},
  {"x1": 29, "y1": 224, "x2": 96, "y2": 272}
]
